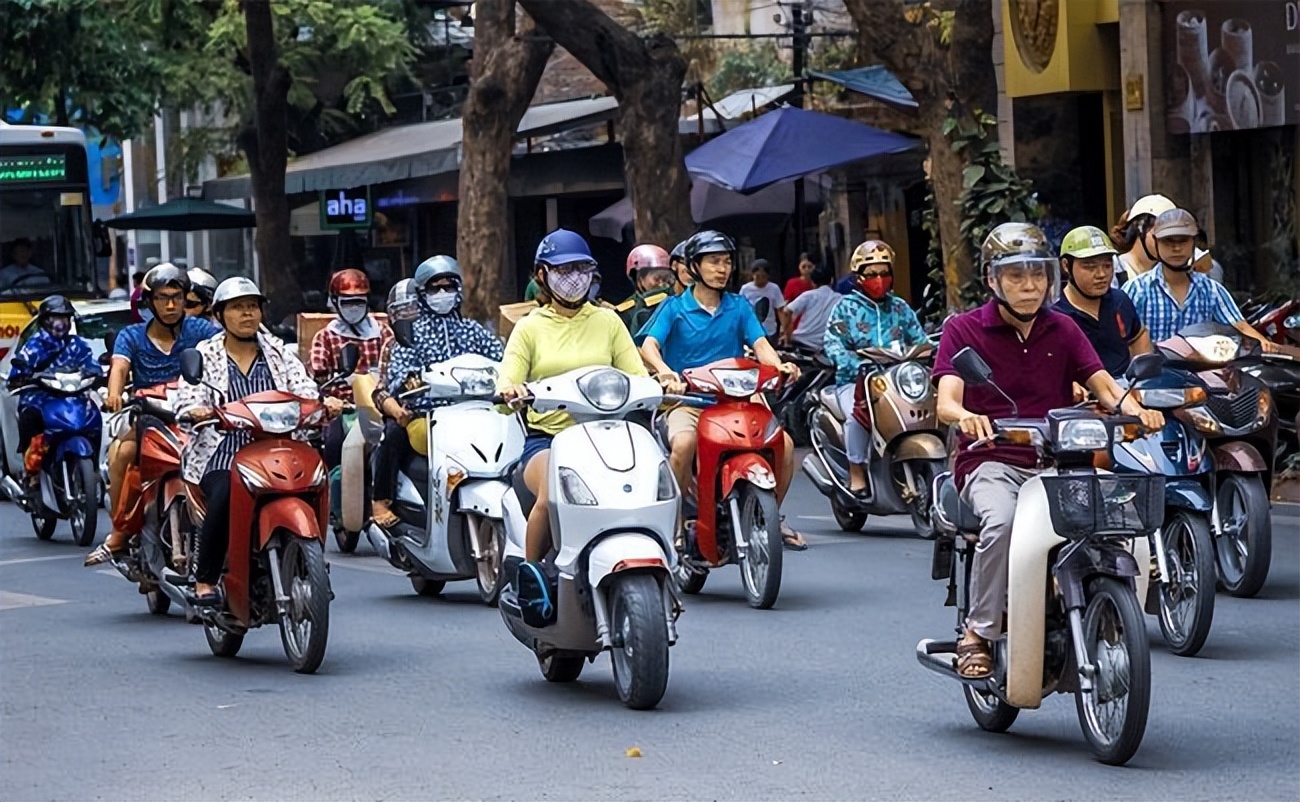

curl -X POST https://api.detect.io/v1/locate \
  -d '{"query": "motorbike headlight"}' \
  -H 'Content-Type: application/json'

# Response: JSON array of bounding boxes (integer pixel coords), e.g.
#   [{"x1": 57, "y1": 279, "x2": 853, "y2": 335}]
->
[
  {"x1": 557, "y1": 466, "x2": 597, "y2": 506},
  {"x1": 245, "y1": 401, "x2": 300, "y2": 434},
  {"x1": 451, "y1": 366, "x2": 497, "y2": 397},
  {"x1": 1284, "y1": 312, "x2": 1300, "y2": 330},
  {"x1": 1181, "y1": 406, "x2": 1222, "y2": 435},
  {"x1": 1185, "y1": 334, "x2": 1237, "y2": 363},
  {"x1": 1057, "y1": 418, "x2": 1111, "y2": 452},
  {"x1": 711, "y1": 368, "x2": 759, "y2": 398},
  {"x1": 894, "y1": 362, "x2": 930, "y2": 402},
  {"x1": 577, "y1": 369, "x2": 630, "y2": 411},
  {"x1": 656, "y1": 461, "x2": 677, "y2": 501}
]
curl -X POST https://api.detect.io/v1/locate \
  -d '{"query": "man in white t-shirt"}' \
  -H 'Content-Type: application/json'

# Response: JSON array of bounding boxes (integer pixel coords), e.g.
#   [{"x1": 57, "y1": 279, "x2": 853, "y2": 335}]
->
[
  {"x1": 739, "y1": 259, "x2": 788, "y2": 338},
  {"x1": 782, "y1": 264, "x2": 839, "y2": 352}
]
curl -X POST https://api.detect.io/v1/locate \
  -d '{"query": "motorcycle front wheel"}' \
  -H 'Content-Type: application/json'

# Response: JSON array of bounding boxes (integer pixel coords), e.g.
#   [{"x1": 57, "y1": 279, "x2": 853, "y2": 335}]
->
[
  {"x1": 1155, "y1": 512, "x2": 1216, "y2": 657},
  {"x1": 1214, "y1": 474, "x2": 1272, "y2": 598},
  {"x1": 830, "y1": 493, "x2": 866, "y2": 532},
  {"x1": 737, "y1": 484, "x2": 782, "y2": 610},
  {"x1": 1074, "y1": 576, "x2": 1150, "y2": 766},
  {"x1": 609, "y1": 572, "x2": 670, "y2": 710},
  {"x1": 474, "y1": 516, "x2": 506, "y2": 606},
  {"x1": 333, "y1": 525, "x2": 361, "y2": 554},
  {"x1": 67, "y1": 457, "x2": 98, "y2": 547},
  {"x1": 278, "y1": 537, "x2": 331, "y2": 674}
]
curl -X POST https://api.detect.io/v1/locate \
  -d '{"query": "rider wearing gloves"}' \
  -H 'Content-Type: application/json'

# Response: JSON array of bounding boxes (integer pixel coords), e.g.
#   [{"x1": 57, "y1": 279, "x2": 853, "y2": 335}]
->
[
  {"x1": 637, "y1": 230, "x2": 808, "y2": 550},
  {"x1": 186, "y1": 268, "x2": 219, "y2": 321},
  {"x1": 310, "y1": 269, "x2": 393, "y2": 473},
  {"x1": 1054, "y1": 226, "x2": 1150, "y2": 377},
  {"x1": 933, "y1": 223, "x2": 1164, "y2": 680},
  {"x1": 823, "y1": 240, "x2": 930, "y2": 495},
  {"x1": 7, "y1": 296, "x2": 102, "y2": 493},
  {"x1": 498, "y1": 229, "x2": 648, "y2": 626},
  {"x1": 86, "y1": 264, "x2": 221, "y2": 566},
  {"x1": 370, "y1": 257, "x2": 502, "y2": 528},
  {"x1": 615, "y1": 244, "x2": 675, "y2": 332},
  {"x1": 177, "y1": 278, "x2": 339, "y2": 606}
]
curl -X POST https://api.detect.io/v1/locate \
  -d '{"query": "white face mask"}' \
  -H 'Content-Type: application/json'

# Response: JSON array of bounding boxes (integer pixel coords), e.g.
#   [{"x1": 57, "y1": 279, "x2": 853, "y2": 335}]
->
[
  {"x1": 425, "y1": 289, "x2": 459, "y2": 315},
  {"x1": 338, "y1": 299, "x2": 369, "y2": 325}
]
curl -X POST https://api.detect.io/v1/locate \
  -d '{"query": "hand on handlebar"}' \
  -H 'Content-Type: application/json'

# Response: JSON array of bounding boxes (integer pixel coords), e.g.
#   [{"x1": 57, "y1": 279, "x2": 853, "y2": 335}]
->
[
  {"x1": 656, "y1": 371, "x2": 686, "y2": 395},
  {"x1": 499, "y1": 384, "x2": 532, "y2": 410},
  {"x1": 958, "y1": 413, "x2": 994, "y2": 442},
  {"x1": 323, "y1": 397, "x2": 346, "y2": 418},
  {"x1": 395, "y1": 406, "x2": 415, "y2": 427},
  {"x1": 778, "y1": 361, "x2": 801, "y2": 383},
  {"x1": 1135, "y1": 408, "x2": 1165, "y2": 432},
  {"x1": 103, "y1": 393, "x2": 124, "y2": 413},
  {"x1": 179, "y1": 406, "x2": 216, "y2": 424}
]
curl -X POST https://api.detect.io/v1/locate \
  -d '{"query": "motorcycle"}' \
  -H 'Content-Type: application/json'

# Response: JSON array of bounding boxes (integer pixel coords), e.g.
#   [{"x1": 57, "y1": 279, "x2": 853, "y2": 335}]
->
[
  {"x1": 768, "y1": 346, "x2": 834, "y2": 448},
  {"x1": 917, "y1": 348, "x2": 1161, "y2": 766},
  {"x1": 1110, "y1": 371, "x2": 1216, "y2": 656},
  {"x1": 802, "y1": 322, "x2": 946, "y2": 536},
  {"x1": 365, "y1": 353, "x2": 524, "y2": 605},
  {"x1": 330, "y1": 363, "x2": 383, "y2": 553},
  {"x1": 177, "y1": 347, "x2": 342, "y2": 674},
  {"x1": 669, "y1": 357, "x2": 788, "y2": 609},
  {"x1": 498, "y1": 366, "x2": 682, "y2": 710},
  {"x1": 105, "y1": 381, "x2": 192, "y2": 616},
  {"x1": 0, "y1": 369, "x2": 103, "y2": 545},
  {"x1": 1157, "y1": 323, "x2": 1283, "y2": 598}
]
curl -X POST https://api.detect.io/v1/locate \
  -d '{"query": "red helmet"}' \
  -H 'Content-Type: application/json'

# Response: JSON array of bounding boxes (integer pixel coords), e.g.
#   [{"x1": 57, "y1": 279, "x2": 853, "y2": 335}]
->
[
  {"x1": 625, "y1": 244, "x2": 671, "y2": 278},
  {"x1": 328, "y1": 269, "x2": 370, "y2": 297}
]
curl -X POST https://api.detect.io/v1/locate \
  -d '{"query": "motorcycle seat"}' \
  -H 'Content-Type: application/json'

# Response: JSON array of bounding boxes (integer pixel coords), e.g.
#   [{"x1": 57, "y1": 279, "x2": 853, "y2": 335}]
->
[
  {"x1": 512, "y1": 462, "x2": 537, "y2": 518},
  {"x1": 937, "y1": 474, "x2": 981, "y2": 533},
  {"x1": 819, "y1": 386, "x2": 846, "y2": 422}
]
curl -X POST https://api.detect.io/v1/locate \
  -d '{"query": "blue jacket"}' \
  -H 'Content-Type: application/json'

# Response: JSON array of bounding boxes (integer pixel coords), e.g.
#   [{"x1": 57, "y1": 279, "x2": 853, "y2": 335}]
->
[
  {"x1": 823, "y1": 292, "x2": 928, "y2": 385},
  {"x1": 8, "y1": 329, "x2": 101, "y2": 384}
]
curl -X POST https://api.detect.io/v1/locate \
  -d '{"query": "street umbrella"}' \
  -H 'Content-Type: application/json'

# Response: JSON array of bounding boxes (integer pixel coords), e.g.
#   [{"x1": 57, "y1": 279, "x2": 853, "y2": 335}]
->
[
  {"x1": 684, "y1": 106, "x2": 918, "y2": 194},
  {"x1": 590, "y1": 178, "x2": 826, "y2": 242},
  {"x1": 105, "y1": 197, "x2": 256, "y2": 231}
]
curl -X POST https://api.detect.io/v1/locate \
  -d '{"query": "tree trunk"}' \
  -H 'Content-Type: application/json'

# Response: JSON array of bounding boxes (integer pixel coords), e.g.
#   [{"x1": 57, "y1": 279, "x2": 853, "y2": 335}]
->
[
  {"x1": 241, "y1": 0, "x2": 299, "y2": 326},
  {"x1": 841, "y1": 0, "x2": 998, "y2": 309},
  {"x1": 455, "y1": 2, "x2": 553, "y2": 323},
  {"x1": 518, "y1": 0, "x2": 693, "y2": 248}
]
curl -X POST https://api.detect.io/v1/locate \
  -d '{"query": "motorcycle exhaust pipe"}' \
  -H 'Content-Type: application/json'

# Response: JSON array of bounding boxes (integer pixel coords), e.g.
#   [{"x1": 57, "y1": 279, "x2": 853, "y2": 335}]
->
[
  {"x1": 0, "y1": 474, "x2": 24, "y2": 504},
  {"x1": 800, "y1": 453, "x2": 836, "y2": 497}
]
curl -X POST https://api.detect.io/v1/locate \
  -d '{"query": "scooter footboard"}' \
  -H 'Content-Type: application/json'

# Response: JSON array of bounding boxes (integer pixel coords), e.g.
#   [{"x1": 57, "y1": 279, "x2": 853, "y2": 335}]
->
[{"x1": 587, "y1": 533, "x2": 671, "y2": 589}]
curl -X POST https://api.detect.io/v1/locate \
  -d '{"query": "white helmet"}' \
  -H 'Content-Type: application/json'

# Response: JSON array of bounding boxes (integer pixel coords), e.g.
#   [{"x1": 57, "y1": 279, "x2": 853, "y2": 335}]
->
[
  {"x1": 212, "y1": 276, "x2": 266, "y2": 312},
  {"x1": 187, "y1": 267, "x2": 218, "y2": 305}
]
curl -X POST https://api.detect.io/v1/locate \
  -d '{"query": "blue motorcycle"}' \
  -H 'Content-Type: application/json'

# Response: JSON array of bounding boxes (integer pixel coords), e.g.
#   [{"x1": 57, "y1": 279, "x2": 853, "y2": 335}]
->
[
  {"x1": 11, "y1": 370, "x2": 103, "y2": 545},
  {"x1": 1111, "y1": 367, "x2": 1216, "y2": 657}
]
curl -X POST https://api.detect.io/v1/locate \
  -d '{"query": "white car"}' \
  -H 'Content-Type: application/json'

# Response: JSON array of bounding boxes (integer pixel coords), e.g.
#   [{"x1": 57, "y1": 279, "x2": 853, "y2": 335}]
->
[{"x1": 0, "y1": 299, "x2": 132, "y2": 501}]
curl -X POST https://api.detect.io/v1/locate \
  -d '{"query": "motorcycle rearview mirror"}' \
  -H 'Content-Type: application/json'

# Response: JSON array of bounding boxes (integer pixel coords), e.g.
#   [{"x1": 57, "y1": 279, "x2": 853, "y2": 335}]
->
[
  {"x1": 952, "y1": 347, "x2": 993, "y2": 386},
  {"x1": 754, "y1": 297, "x2": 771, "y2": 323},
  {"x1": 179, "y1": 348, "x2": 204, "y2": 386},
  {"x1": 1125, "y1": 352, "x2": 1166, "y2": 383},
  {"x1": 339, "y1": 343, "x2": 360, "y2": 377}
]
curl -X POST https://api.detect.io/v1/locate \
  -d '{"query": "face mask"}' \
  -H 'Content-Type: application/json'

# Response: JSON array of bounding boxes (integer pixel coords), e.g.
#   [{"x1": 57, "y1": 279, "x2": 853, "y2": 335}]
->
[
  {"x1": 858, "y1": 274, "x2": 893, "y2": 300},
  {"x1": 338, "y1": 299, "x2": 369, "y2": 325},
  {"x1": 548, "y1": 268, "x2": 594, "y2": 304},
  {"x1": 45, "y1": 317, "x2": 70, "y2": 338},
  {"x1": 425, "y1": 289, "x2": 460, "y2": 315}
]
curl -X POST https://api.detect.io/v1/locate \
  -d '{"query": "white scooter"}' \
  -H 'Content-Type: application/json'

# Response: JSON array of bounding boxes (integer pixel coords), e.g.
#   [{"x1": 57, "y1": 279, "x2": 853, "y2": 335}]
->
[
  {"x1": 365, "y1": 353, "x2": 524, "y2": 605},
  {"x1": 497, "y1": 366, "x2": 683, "y2": 710}
]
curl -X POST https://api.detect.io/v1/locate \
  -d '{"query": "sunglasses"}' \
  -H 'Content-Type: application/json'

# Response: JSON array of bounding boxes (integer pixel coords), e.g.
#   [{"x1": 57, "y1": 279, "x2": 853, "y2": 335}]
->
[{"x1": 185, "y1": 300, "x2": 205, "y2": 310}]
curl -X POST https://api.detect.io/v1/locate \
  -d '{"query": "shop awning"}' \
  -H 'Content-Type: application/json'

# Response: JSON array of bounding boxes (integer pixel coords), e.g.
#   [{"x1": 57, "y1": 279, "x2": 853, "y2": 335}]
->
[
  {"x1": 808, "y1": 66, "x2": 917, "y2": 110},
  {"x1": 204, "y1": 96, "x2": 619, "y2": 200}
]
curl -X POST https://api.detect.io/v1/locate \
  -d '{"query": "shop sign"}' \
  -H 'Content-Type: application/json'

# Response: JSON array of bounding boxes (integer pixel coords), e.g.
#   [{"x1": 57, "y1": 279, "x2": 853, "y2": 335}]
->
[
  {"x1": 1164, "y1": 0, "x2": 1300, "y2": 133},
  {"x1": 319, "y1": 187, "x2": 371, "y2": 229}
]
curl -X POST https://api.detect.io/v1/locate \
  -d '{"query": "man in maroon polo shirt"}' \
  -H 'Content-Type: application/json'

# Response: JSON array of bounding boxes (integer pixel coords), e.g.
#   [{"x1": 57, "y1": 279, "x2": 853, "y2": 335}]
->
[{"x1": 933, "y1": 222, "x2": 1164, "y2": 680}]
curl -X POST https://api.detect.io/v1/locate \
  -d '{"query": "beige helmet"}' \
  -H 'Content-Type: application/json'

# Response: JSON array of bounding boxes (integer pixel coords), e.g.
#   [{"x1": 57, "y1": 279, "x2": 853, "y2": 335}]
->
[
  {"x1": 849, "y1": 240, "x2": 895, "y2": 272},
  {"x1": 1127, "y1": 194, "x2": 1176, "y2": 221}
]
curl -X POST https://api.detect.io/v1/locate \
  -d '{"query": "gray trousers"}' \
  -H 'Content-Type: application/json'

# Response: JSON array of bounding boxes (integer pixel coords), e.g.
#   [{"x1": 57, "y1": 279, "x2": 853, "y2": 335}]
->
[{"x1": 961, "y1": 462, "x2": 1040, "y2": 640}]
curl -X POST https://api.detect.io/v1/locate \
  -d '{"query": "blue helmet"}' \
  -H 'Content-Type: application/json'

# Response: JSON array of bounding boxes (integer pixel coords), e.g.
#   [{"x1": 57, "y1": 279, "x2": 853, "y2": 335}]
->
[
  {"x1": 534, "y1": 229, "x2": 593, "y2": 267},
  {"x1": 413, "y1": 255, "x2": 461, "y2": 290}
]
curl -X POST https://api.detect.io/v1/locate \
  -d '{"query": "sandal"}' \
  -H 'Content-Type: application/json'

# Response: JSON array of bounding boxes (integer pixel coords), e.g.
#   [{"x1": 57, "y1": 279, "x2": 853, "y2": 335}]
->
[
  {"x1": 780, "y1": 517, "x2": 808, "y2": 551},
  {"x1": 956, "y1": 638, "x2": 994, "y2": 679},
  {"x1": 191, "y1": 584, "x2": 225, "y2": 608},
  {"x1": 371, "y1": 501, "x2": 399, "y2": 529}
]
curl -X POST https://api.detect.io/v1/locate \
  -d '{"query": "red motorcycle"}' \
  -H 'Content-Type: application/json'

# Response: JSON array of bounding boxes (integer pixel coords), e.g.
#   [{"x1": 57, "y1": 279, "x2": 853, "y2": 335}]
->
[
  {"x1": 670, "y1": 357, "x2": 788, "y2": 609},
  {"x1": 109, "y1": 381, "x2": 193, "y2": 616},
  {"x1": 179, "y1": 352, "x2": 334, "y2": 674}
]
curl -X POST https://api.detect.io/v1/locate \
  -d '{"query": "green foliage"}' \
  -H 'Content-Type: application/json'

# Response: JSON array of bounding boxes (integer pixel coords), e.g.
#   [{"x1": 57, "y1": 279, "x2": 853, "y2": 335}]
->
[{"x1": 707, "y1": 41, "x2": 790, "y2": 99}]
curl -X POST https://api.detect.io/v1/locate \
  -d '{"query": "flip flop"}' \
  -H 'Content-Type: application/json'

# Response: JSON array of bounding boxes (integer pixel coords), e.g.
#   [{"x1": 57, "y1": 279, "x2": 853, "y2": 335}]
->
[
  {"x1": 190, "y1": 585, "x2": 225, "y2": 608},
  {"x1": 779, "y1": 518, "x2": 808, "y2": 551}
]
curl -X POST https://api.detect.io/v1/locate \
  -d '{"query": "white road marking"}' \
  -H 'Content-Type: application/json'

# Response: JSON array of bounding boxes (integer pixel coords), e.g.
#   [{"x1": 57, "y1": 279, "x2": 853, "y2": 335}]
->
[
  {"x1": 796, "y1": 515, "x2": 834, "y2": 522},
  {"x1": 0, "y1": 589, "x2": 69, "y2": 611},
  {"x1": 0, "y1": 554, "x2": 84, "y2": 568},
  {"x1": 326, "y1": 559, "x2": 405, "y2": 577}
]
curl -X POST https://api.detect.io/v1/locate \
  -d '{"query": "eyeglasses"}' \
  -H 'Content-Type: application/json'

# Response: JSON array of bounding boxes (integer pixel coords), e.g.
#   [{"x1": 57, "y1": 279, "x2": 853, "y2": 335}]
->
[
  {"x1": 153, "y1": 293, "x2": 184, "y2": 307},
  {"x1": 858, "y1": 271, "x2": 891, "y2": 280},
  {"x1": 185, "y1": 300, "x2": 205, "y2": 310}
]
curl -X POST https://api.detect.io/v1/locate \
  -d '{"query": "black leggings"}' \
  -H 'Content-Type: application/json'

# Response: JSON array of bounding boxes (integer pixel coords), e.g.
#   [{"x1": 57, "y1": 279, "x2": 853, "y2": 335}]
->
[
  {"x1": 372, "y1": 419, "x2": 412, "y2": 502},
  {"x1": 194, "y1": 470, "x2": 231, "y2": 585},
  {"x1": 323, "y1": 416, "x2": 345, "y2": 469},
  {"x1": 17, "y1": 408, "x2": 43, "y2": 453}
]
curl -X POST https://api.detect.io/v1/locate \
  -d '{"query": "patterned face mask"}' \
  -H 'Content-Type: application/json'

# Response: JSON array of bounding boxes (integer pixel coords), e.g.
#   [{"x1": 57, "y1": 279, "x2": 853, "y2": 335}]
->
[
  {"x1": 547, "y1": 265, "x2": 594, "y2": 303},
  {"x1": 45, "y1": 316, "x2": 71, "y2": 338}
]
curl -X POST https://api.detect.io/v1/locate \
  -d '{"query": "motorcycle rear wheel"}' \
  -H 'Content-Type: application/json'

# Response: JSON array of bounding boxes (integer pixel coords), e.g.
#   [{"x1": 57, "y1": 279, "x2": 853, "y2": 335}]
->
[
  {"x1": 146, "y1": 588, "x2": 171, "y2": 616},
  {"x1": 278, "y1": 537, "x2": 331, "y2": 674},
  {"x1": 963, "y1": 684, "x2": 1019, "y2": 733},
  {"x1": 333, "y1": 525, "x2": 360, "y2": 554},
  {"x1": 609, "y1": 572, "x2": 670, "y2": 710},
  {"x1": 737, "y1": 484, "x2": 782, "y2": 609},
  {"x1": 1214, "y1": 474, "x2": 1272, "y2": 598},
  {"x1": 830, "y1": 493, "x2": 866, "y2": 532},
  {"x1": 411, "y1": 576, "x2": 446, "y2": 597},
  {"x1": 1075, "y1": 576, "x2": 1150, "y2": 766},
  {"x1": 1155, "y1": 512, "x2": 1215, "y2": 657},
  {"x1": 68, "y1": 457, "x2": 98, "y2": 547}
]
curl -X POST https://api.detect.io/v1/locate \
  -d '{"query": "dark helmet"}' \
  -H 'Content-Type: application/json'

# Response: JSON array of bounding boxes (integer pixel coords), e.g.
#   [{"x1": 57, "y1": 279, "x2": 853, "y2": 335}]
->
[
  {"x1": 682, "y1": 230, "x2": 735, "y2": 290},
  {"x1": 140, "y1": 263, "x2": 191, "y2": 327},
  {"x1": 37, "y1": 295, "x2": 75, "y2": 337},
  {"x1": 669, "y1": 240, "x2": 688, "y2": 266}
]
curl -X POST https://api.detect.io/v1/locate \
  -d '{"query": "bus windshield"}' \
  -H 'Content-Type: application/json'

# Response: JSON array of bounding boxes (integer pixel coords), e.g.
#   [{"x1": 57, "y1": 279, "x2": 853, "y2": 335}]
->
[{"x1": 0, "y1": 132, "x2": 97, "y2": 299}]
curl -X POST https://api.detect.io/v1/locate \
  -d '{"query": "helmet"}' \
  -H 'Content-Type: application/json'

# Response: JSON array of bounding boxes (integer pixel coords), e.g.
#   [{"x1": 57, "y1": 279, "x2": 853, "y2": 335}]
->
[
  {"x1": 535, "y1": 229, "x2": 594, "y2": 267},
  {"x1": 625, "y1": 244, "x2": 671, "y2": 278},
  {"x1": 37, "y1": 295, "x2": 75, "y2": 337},
  {"x1": 669, "y1": 240, "x2": 688, "y2": 265},
  {"x1": 1127, "y1": 194, "x2": 1176, "y2": 221},
  {"x1": 849, "y1": 240, "x2": 895, "y2": 272},
  {"x1": 413, "y1": 255, "x2": 461, "y2": 290},
  {"x1": 981, "y1": 223, "x2": 1059, "y2": 312},
  {"x1": 328, "y1": 268, "x2": 371, "y2": 298},
  {"x1": 141, "y1": 263, "x2": 191, "y2": 301},
  {"x1": 1059, "y1": 226, "x2": 1118, "y2": 260},
  {"x1": 212, "y1": 276, "x2": 266, "y2": 312},
  {"x1": 187, "y1": 267, "x2": 218, "y2": 307},
  {"x1": 1152, "y1": 208, "x2": 1199, "y2": 239},
  {"x1": 386, "y1": 278, "x2": 420, "y2": 347},
  {"x1": 683, "y1": 230, "x2": 735, "y2": 266}
]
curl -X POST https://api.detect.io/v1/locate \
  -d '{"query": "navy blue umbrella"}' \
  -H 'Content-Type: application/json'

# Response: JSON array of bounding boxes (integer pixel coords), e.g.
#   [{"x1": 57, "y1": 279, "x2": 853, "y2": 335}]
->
[{"x1": 684, "y1": 106, "x2": 918, "y2": 194}]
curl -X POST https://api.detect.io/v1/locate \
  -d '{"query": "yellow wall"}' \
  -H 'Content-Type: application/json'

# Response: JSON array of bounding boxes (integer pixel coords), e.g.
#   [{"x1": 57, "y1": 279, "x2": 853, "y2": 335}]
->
[{"x1": 1004, "y1": 0, "x2": 1121, "y2": 97}]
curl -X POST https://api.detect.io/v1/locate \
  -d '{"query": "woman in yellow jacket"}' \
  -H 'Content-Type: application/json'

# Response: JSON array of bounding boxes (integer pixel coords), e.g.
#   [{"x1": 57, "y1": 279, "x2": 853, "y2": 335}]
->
[{"x1": 498, "y1": 230, "x2": 647, "y2": 623}]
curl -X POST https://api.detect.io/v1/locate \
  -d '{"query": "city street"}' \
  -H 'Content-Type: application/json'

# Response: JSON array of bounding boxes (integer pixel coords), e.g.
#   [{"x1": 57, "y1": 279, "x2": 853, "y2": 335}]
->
[{"x1": 1, "y1": 476, "x2": 1296, "y2": 801}]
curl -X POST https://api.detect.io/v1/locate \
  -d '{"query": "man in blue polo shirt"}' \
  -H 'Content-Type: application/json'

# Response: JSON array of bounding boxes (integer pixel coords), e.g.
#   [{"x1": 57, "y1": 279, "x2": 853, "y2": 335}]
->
[
  {"x1": 1054, "y1": 226, "x2": 1150, "y2": 377},
  {"x1": 637, "y1": 230, "x2": 807, "y2": 549},
  {"x1": 1124, "y1": 208, "x2": 1283, "y2": 353}
]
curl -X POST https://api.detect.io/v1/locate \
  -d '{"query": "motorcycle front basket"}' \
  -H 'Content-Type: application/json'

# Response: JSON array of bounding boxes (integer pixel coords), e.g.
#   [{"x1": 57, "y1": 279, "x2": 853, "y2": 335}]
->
[{"x1": 1040, "y1": 473, "x2": 1165, "y2": 539}]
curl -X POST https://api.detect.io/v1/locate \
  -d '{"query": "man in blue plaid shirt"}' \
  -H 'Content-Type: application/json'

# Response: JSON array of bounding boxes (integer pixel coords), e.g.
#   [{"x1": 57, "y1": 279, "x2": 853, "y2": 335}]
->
[{"x1": 1123, "y1": 208, "x2": 1283, "y2": 353}]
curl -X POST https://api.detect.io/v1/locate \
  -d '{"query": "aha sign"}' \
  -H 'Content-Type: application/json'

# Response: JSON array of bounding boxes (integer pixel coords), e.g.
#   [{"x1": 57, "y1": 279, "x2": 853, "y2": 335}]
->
[{"x1": 320, "y1": 187, "x2": 371, "y2": 229}]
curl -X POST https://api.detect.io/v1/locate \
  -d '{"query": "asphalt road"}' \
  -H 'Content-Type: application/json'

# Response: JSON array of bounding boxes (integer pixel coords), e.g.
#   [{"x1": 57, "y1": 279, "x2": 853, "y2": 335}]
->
[{"x1": 1, "y1": 475, "x2": 1296, "y2": 801}]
